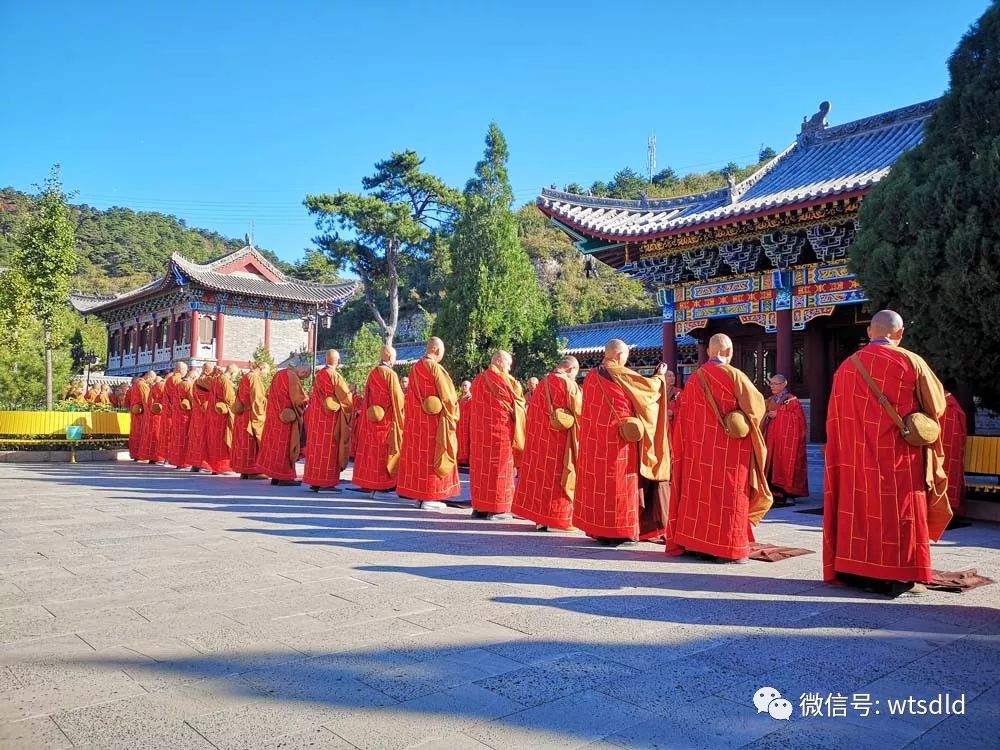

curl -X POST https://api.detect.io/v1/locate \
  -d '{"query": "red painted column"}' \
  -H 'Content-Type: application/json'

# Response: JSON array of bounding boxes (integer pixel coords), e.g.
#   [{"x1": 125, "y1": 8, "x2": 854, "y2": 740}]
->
[
  {"x1": 777, "y1": 307, "x2": 793, "y2": 387},
  {"x1": 215, "y1": 312, "x2": 225, "y2": 363},
  {"x1": 190, "y1": 310, "x2": 199, "y2": 359},
  {"x1": 661, "y1": 320, "x2": 676, "y2": 373}
]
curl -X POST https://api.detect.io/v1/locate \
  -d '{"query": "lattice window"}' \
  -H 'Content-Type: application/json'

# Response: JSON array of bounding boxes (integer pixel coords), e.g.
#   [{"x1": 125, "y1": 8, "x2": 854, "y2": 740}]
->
[
  {"x1": 174, "y1": 314, "x2": 189, "y2": 345},
  {"x1": 198, "y1": 316, "x2": 216, "y2": 345}
]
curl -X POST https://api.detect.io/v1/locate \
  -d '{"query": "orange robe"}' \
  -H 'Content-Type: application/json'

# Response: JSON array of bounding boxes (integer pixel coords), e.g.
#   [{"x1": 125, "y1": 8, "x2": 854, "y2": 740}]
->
[
  {"x1": 823, "y1": 343, "x2": 951, "y2": 583},
  {"x1": 184, "y1": 376, "x2": 212, "y2": 470},
  {"x1": 353, "y1": 364, "x2": 405, "y2": 491},
  {"x1": 941, "y1": 393, "x2": 967, "y2": 515},
  {"x1": 469, "y1": 366, "x2": 526, "y2": 514},
  {"x1": 205, "y1": 373, "x2": 235, "y2": 474},
  {"x1": 574, "y1": 361, "x2": 671, "y2": 540},
  {"x1": 763, "y1": 391, "x2": 809, "y2": 498},
  {"x1": 168, "y1": 379, "x2": 194, "y2": 468},
  {"x1": 350, "y1": 394, "x2": 364, "y2": 460},
  {"x1": 231, "y1": 371, "x2": 267, "y2": 476},
  {"x1": 258, "y1": 368, "x2": 308, "y2": 481},
  {"x1": 139, "y1": 381, "x2": 166, "y2": 462},
  {"x1": 397, "y1": 357, "x2": 460, "y2": 502},
  {"x1": 126, "y1": 383, "x2": 146, "y2": 460},
  {"x1": 84, "y1": 388, "x2": 99, "y2": 402},
  {"x1": 303, "y1": 367, "x2": 353, "y2": 488},
  {"x1": 457, "y1": 395, "x2": 472, "y2": 466},
  {"x1": 511, "y1": 371, "x2": 582, "y2": 529},
  {"x1": 667, "y1": 360, "x2": 771, "y2": 560}
]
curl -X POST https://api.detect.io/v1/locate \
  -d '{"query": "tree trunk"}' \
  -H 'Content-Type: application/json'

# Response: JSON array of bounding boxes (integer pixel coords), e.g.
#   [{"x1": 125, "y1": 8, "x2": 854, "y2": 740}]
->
[{"x1": 44, "y1": 322, "x2": 53, "y2": 410}]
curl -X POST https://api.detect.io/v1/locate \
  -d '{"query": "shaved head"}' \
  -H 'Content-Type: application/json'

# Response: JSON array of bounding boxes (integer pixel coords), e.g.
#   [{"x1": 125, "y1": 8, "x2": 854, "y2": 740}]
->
[
  {"x1": 604, "y1": 338, "x2": 629, "y2": 366},
  {"x1": 557, "y1": 356, "x2": 580, "y2": 378},
  {"x1": 325, "y1": 349, "x2": 341, "y2": 366},
  {"x1": 425, "y1": 337, "x2": 445, "y2": 361},
  {"x1": 144, "y1": 370, "x2": 156, "y2": 381},
  {"x1": 460, "y1": 380, "x2": 472, "y2": 395},
  {"x1": 770, "y1": 373, "x2": 788, "y2": 385},
  {"x1": 225, "y1": 364, "x2": 240, "y2": 377},
  {"x1": 491, "y1": 350, "x2": 513, "y2": 373},
  {"x1": 869, "y1": 309, "x2": 905, "y2": 344},
  {"x1": 708, "y1": 333, "x2": 734, "y2": 364},
  {"x1": 174, "y1": 361, "x2": 188, "y2": 375},
  {"x1": 380, "y1": 344, "x2": 396, "y2": 365}
]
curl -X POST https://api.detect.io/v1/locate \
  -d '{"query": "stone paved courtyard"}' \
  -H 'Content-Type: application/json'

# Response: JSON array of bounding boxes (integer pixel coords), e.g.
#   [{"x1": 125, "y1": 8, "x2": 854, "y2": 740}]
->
[{"x1": 1, "y1": 457, "x2": 998, "y2": 749}]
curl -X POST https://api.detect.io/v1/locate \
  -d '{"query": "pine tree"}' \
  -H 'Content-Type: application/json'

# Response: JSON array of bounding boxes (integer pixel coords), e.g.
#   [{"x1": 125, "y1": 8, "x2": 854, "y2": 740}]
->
[
  {"x1": 850, "y1": 1, "x2": 1000, "y2": 410},
  {"x1": 343, "y1": 322, "x2": 383, "y2": 388},
  {"x1": 434, "y1": 123, "x2": 557, "y2": 381}
]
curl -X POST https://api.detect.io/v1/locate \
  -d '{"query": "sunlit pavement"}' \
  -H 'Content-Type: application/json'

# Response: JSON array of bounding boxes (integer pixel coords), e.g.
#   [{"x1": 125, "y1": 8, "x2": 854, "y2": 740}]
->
[{"x1": 0, "y1": 455, "x2": 997, "y2": 749}]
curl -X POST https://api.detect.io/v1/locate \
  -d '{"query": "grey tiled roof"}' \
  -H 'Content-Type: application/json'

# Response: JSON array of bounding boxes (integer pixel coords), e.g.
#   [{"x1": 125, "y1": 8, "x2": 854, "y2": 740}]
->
[
  {"x1": 538, "y1": 99, "x2": 937, "y2": 240},
  {"x1": 71, "y1": 246, "x2": 358, "y2": 314},
  {"x1": 392, "y1": 318, "x2": 696, "y2": 365}
]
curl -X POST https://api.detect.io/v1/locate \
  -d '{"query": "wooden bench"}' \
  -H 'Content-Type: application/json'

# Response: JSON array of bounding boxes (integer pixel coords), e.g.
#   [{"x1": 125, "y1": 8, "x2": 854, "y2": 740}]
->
[{"x1": 964, "y1": 435, "x2": 1000, "y2": 496}]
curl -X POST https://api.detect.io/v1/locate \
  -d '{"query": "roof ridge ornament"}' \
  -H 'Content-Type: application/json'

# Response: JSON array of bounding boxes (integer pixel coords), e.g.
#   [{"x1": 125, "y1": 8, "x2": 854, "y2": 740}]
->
[{"x1": 798, "y1": 101, "x2": 831, "y2": 144}]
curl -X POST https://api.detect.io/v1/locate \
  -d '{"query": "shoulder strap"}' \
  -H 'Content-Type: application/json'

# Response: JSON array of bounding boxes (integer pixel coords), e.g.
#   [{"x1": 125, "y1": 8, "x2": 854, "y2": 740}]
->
[
  {"x1": 850, "y1": 353, "x2": 909, "y2": 435},
  {"x1": 482, "y1": 369, "x2": 514, "y2": 415},
  {"x1": 695, "y1": 368, "x2": 728, "y2": 432},
  {"x1": 594, "y1": 369, "x2": 625, "y2": 429},
  {"x1": 543, "y1": 374, "x2": 557, "y2": 417}
]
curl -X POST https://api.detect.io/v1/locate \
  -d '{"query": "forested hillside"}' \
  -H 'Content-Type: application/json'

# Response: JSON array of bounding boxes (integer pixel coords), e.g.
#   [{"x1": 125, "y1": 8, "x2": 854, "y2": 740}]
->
[{"x1": 0, "y1": 188, "x2": 292, "y2": 294}]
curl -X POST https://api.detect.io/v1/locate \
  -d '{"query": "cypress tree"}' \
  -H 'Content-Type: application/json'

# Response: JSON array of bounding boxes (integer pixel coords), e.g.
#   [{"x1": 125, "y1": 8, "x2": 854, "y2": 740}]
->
[
  {"x1": 850, "y1": 1, "x2": 1000, "y2": 410},
  {"x1": 435, "y1": 123, "x2": 557, "y2": 381}
]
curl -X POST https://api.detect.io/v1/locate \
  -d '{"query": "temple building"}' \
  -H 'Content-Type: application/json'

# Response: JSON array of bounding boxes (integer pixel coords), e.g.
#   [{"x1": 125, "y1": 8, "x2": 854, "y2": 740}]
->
[
  {"x1": 537, "y1": 99, "x2": 937, "y2": 440},
  {"x1": 71, "y1": 244, "x2": 357, "y2": 377}
]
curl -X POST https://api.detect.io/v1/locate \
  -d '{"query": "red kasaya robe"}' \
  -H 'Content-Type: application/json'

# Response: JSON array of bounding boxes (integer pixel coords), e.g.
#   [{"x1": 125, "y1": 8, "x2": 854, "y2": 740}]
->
[
  {"x1": 353, "y1": 364, "x2": 405, "y2": 492},
  {"x1": 126, "y1": 383, "x2": 146, "y2": 460},
  {"x1": 763, "y1": 390, "x2": 810, "y2": 498},
  {"x1": 303, "y1": 366, "x2": 353, "y2": 488},
  {"x1": 168, "y1": 378, "x2": 194, "y2": 468},
  {"x1": 184, "y1": 376, "x2": 212, "y2": 470},
  {"x1": 457, "y1": 394, "x2": 472, "y2": 466},
  {"x1": 205, "y1": 372, "x2": 235, "y2": 474},
  {"x1": 469, "y1": 366, "x2": 527, "y2": 514},
  {"x1": 138, "y1": 380, "x2": 165, "y2": 462},
  {"x1": 574, "y1": 361, "x2": 671, "y2": 540},
  {"x1": 667, "y1": 360, "x2": 771, "y2": 560},
  {"x1": 160, "y1": 373, "x2": 179, "y2": 465},
  {"x1": 823, "y1": 343, "x2": 951, "y2": 584},
  {"x1": 397, "y1": 357, "x2": 460, "y2": 502},
  {"x1": 511, "y1": 371, "x2": 582, "y2": 529},
  {"x1": 258, "y1": 368, "x2": 308, "y2": 481},
  {"x1": 349, "y1": 394, "x2": 364, "y2": 461},
  {"x1": 941, "y1": 393, "x2": 967, "y2": 515},
  {"x1": 231, "y1": 370, "x2": 267, "y2": 476},
  {"x1": 666, "y1": 386, "x2": 683, "y2": 426}
]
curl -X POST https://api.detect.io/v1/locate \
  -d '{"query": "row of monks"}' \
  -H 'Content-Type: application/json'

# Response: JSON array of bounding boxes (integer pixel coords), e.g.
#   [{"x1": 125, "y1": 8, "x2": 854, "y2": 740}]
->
[
  {"x1": 62, "y1": 382, "x2": 128, "y2": 406},
  {"x1": 124, "y1": 309, "x2": 968, "y2": 596}
]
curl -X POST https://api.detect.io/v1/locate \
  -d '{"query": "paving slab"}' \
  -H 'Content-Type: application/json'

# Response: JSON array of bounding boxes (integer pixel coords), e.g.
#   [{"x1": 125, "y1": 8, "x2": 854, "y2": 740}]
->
[{"x1": 0, "y1": 461, "x2": 997, "y2": 748}]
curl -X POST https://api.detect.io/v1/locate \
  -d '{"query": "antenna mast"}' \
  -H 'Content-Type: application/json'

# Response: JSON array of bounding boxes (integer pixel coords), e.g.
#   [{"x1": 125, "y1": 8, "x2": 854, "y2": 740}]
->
[{"x1": 647, "y1": 132, "x2": 657, "y2": 182}]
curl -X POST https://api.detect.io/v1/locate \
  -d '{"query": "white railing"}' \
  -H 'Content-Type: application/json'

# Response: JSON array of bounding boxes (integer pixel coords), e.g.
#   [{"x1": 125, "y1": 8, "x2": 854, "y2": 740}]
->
[
  {"x1": 108, "y1": 355, "x2": 121, "y2": 370},
  {"x1": 138, "y1": 350, "x2": 153, "y2": 366},
  {"x1": 195, "y1": 341, "x2": 216, "y2": 360},
  {"x1": 154, "y1": 346, "x2": 172, "y2": 363}
]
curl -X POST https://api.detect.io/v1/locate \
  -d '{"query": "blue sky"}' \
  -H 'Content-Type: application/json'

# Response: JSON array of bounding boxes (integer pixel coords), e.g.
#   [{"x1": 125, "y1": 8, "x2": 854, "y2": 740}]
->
[{"x1": 1, "y1": 1, "x2": 990, "y2": 264}]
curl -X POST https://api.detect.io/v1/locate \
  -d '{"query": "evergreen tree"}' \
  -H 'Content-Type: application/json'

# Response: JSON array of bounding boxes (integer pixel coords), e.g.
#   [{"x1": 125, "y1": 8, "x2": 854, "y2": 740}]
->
[
  {"x1": 342, "y1": 322, "x2": 383, "y2": 388},
  {"x1": 435, "y1": 123, "x2": 557, "y2": 381},
  {"x1": 2, "y1": 167, "x2": 78, "y2": 408},
  {"x1": 252, "y1": 342, "x2": 277, "y2": 389},
  {"x1": 758, "y1": 145, "x2": 777, "y2": 161},
  {"x1": 850, "y1": 1, "x2": 1000, "y2": 410}
]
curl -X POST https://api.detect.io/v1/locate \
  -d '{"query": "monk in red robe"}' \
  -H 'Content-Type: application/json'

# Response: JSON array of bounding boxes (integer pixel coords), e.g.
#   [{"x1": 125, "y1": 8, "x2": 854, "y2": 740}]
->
[
  {"x1": 304, "y1": 350, "x2": 353, "y2": 492},
  {"x1": 512, "y1": 357, "x2": 582, "y2": 531},
  {"x1": 667, "y1": 334, "x2": 772, "y2": 563},
  {"x1": 185, "y1": 364, "x2": 213, "y2": 472},
  {"x1": 397, "y1": 337, "x2": 460, "y2": 508},
  {"x1": 763, "y1": 373, "x2": 809, "y2": 505},
  {"x1": 574, "y1": 340, "x2": 671, "y2": 545},
  {"x1": 468, "y1": 351, "x2": 527, "y2": 519},
  {"x1": 161, "y1": 362, "x2": 185, "y2": 467},
  {"x1": 353, "y1": 345, "x2": 406, "y2": 493},
  {"x1": 258, "y1": 362, "x2": 311, "y2": 486},
  {"x1": 349, "y1": 384, "x2": 364, "y2": 461},
  {"x1": 205, "y1": 364, "x2": 238, "y2": 475},
  {"x1": 524, "y1": 377, "x2": 539, "y2": 405},
  {"x1": 400, "y1": 376, "x2": 410, "y2": 395},
  {"x1": 168, "y1": 365, "x2": 194, "y2": 470},
  {"x1": 456, "y1": 380, "x2": 472, "y2": 466},
  {"x1": 84, "y1": 385, "x2": 100, "y2": 403},
  {"x1": 940, "y1": 390, "x2": 967, "y2": 516},
  {"x1": 231, "y1": 361, "x2": 269, "y2": 479},
  {"x1": 126, "y1": 376, "x2": 146, "y2": 461},
  {"x1": 138, "y1": 373, "x2": 166, "y2": 463},
  {"x1": 824, "y1": 310, "x2": 951, "y2": 596}
]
